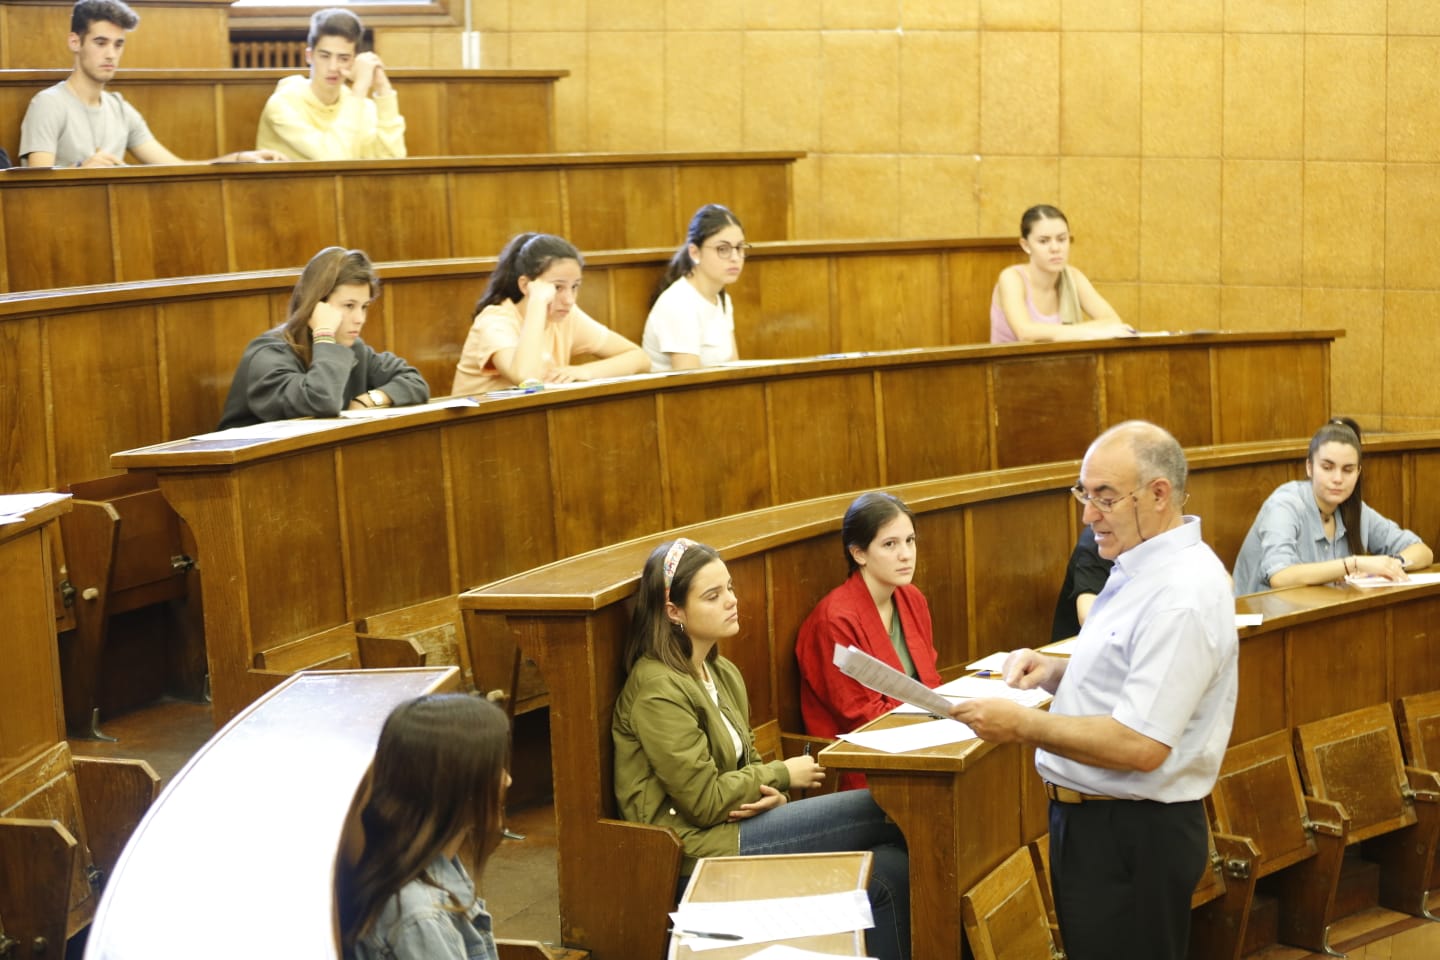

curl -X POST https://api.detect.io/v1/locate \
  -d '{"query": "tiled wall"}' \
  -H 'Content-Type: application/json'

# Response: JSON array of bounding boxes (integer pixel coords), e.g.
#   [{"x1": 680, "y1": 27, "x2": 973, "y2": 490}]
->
[{"x1": 386, "y1": 0, "x2": 1440, "y2": 430}]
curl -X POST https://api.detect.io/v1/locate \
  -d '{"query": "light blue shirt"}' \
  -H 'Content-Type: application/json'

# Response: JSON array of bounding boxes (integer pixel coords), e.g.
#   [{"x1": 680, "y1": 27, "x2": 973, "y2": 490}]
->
[
  {"x1": 354, "y1": 855, "x2": 498, "y2": 960},
  {"x1": 1232, "y1": 479, "x2": 1421, "y2": 596},
  {"x1": 1036, "y1": 517, "x2": 1238, "y2": 802}
]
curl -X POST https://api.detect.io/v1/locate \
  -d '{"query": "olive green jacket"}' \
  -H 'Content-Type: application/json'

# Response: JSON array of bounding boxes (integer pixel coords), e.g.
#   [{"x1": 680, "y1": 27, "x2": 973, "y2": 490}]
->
[{"x1": 612, "y1": 655, "x2": 790, "y2": 874}]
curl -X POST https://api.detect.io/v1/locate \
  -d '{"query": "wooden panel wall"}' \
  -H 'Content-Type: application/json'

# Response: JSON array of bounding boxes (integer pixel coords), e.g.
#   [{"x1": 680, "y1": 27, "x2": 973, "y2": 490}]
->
[
  {"x1": 0, "y1": 4, "x2": 230, "y2": 69},
  {"x1": 0, "y1": 152, "x2": 798, "y2": 292}
]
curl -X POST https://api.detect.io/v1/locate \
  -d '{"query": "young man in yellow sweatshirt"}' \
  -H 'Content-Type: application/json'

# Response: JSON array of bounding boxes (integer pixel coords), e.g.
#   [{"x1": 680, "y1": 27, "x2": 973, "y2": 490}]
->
[{"x1": 255, "y1": 7, "x2": 407, "y2": 161}]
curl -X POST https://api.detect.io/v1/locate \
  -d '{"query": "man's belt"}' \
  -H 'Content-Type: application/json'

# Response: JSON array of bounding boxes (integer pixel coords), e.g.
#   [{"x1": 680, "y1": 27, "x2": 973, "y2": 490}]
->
[{"x1": 1044, "y1": 782, "x2": 1115, "y2": 804}]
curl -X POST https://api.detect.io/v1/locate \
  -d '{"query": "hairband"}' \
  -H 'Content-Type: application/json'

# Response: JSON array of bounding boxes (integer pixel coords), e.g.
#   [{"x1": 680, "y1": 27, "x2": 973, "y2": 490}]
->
[{"x1": 662, "y1": 538, "x2": 695, "y2": 603}]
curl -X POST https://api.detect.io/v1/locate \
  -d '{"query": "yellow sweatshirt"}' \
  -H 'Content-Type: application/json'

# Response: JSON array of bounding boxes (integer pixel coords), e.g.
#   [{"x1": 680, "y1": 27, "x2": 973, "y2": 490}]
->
[{"x1": 255, "y1": 74, "x2": 406, "y2": 161}]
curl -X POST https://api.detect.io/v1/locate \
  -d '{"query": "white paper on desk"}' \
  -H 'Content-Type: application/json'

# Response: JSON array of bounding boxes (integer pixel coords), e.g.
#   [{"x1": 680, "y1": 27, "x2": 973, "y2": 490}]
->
[
  {"x1": 1039, "y1": 636, "x2": 1080, "y2": 656},
  {"x1": 186, "y1": 418, "x2": 355, "y2": 442},
  {"x1": 1235, "y1": 613, "x2": 1264, "y2": 627},
  {"x1": 744, "y1": 947, "x2": 877, "y2": 960},
  {"x1": 1345, "y1": 571, "x2": 1440, "y2": 588},
  {"x1": 0, "y1": 491, "x2": 71, "y2": 517},
  {"x1": 338, "y1": 397, "x2": 480, "y2": 419},
  {"x1": 832, "y1": 645, "x2": 955, "y2": 717},
  {"x1": 671, "y1": 889, "x2": 872, "y2": 951},
  {"x1": 966, "y1": 651, "x2": 1011, "y2": 672},
  {"x1": 890, "y1": 677, "x2": 1050, "y2": 714},
  {"x1": 837, "y1": 717, "x2": 978, "y2": 754}
]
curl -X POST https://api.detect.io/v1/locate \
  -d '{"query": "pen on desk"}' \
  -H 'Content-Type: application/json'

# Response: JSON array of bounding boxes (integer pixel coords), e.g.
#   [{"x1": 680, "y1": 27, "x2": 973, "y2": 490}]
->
[
  {"x1": 973, "y1": 670, "x2": 996, "y2": 678},
  {"x1": 679, "y1": 930, "x2": 743, "y2": 941}
]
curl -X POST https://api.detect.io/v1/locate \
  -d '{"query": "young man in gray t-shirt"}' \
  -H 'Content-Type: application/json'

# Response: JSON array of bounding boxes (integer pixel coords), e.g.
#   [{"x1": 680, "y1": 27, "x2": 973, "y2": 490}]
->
[{"x1": 19, "y1": 0, "x2": 286, "y2": 168}]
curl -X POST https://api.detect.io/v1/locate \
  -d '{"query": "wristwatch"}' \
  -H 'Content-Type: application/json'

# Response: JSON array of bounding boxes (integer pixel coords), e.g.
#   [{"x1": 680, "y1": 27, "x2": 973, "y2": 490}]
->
[{"x1": 367, "y1": 389, "x2": 387, "y2": 408}]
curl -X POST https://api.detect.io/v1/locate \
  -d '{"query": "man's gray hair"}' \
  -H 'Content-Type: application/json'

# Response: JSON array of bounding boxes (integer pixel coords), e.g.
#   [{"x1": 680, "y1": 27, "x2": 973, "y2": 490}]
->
[{"x1": 1098, "y1": 420, "x2": 1188, "y2": 493}]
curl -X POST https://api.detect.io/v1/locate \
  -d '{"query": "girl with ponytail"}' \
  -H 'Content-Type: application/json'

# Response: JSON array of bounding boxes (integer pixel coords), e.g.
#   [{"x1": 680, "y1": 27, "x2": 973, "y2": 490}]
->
[{"x1": 642, "y1": 204, "x2": 744, "y2": 371}]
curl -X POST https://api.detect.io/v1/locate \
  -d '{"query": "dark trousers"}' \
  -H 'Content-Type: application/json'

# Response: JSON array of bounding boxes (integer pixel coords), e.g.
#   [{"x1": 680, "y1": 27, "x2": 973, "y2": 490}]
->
[{"x1": 1048, "y1": 797, "x2": 1208, "y2": 960}]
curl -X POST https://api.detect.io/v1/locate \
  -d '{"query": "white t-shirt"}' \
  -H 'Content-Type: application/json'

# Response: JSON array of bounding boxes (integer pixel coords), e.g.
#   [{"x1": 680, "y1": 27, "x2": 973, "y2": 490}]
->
[{"x1": 642, "y1": 277, "x2": 737, "y2": 371}]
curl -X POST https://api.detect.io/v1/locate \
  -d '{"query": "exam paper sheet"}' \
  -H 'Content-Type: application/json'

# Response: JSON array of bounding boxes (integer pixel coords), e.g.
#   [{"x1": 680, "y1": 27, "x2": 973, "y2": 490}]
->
[
  {"x1": 671, "y1": 889, "x2": 872, "y2": 951},
  {"x1": 831, "y1": 645, "x2": 955, "y2": 716}
]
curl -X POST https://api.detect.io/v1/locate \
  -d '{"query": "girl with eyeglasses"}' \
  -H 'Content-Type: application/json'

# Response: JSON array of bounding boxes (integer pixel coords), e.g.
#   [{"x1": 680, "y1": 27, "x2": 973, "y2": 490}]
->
[
  {"x1": 642, "y1": 204, "x2": 745, "y2": 371},
  {"x1": 990, "y1": 204, "x2": 1137, "y2": 343},
  {"x1": 451, "y1": 232, "x2": 650, "y2": 395},
  {"x1": 613, "y1": 539, "x2": 911, "y2": 960},
  {"x1": 1231, "y1": 417, "x2": 1433, "y2": 595}
]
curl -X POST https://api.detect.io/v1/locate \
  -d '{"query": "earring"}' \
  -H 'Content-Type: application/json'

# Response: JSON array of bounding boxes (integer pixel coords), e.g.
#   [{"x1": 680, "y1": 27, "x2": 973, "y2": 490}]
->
[{"x1": 676, "y1": 622, "x2": 686, "y2": 634}]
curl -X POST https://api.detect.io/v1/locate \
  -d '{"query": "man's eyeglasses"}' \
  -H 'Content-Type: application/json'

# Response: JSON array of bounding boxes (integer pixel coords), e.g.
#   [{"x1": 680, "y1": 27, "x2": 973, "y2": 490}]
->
[
  {"x1": 704, "y1": 242, "x2": 752, "y2": 260},
  {"x1": 1070, "y1": 483, "x2": 1149, "y2": 514}
]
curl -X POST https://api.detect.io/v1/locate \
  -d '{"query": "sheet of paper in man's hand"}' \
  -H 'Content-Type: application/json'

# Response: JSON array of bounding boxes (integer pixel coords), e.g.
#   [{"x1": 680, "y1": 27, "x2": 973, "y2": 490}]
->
[{"x1": 832, "y1": 645, "x2": 956, "y2": 717}]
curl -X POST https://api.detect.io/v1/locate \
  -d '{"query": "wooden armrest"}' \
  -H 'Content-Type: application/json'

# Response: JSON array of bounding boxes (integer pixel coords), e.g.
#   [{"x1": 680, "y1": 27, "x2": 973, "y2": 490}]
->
[
  {"x1": 1211, "y1": 832, "x2": 1261, "y2": 881},
  {"x1": 1404, "y1": 765, "x2": 1440, "y2": 802},
  {"x1": 1303, "y1": 796, "x2": 1349, "y2": 838},
  {"x1": 779, "y1": 731, "x2": 837, "y2": 758},
  {"x1": 356, "y1": 634, "x2": 428, "y2": 669},
  {"x1": 72, "y1": 756, "x2": 160, "y2": 875},
  {"x1": 0, "y1": 818, "x2": 81, "y2": 950},
  {"x1": 496, "y1": 940, "x2": 559, "y2": 960}
]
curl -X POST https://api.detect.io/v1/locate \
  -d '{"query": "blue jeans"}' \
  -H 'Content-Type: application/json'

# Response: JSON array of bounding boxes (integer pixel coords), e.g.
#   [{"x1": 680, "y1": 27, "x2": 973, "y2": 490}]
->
[{"x1": 738, "y1": 789, "x2": 910, "y2": 960}]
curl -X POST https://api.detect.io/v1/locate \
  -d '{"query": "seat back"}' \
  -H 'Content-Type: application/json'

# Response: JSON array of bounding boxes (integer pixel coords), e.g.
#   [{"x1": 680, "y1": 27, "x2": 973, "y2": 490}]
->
[
  {"x1": 1396, "y1": 690, "x2": 1440, "y2": 770},
  {"x1": 0, "y1": 742, "x2": 97, "y2": 937},
  {"x1": 961, "y1": 843, "x2": 1062, "y2": 960},
  {"x1": 1211, "y1": 730, "x2": 1317, "y2": 876},
  {"x1": 1293, "y1": 703, "x2": 1414, "y2": 844}
]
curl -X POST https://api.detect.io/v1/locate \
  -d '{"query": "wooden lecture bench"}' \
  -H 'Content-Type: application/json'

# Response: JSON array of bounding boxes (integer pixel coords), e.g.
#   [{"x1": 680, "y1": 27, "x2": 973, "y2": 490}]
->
[
  {"x1": 0, "y1": 68, "x2": 568, "y2": 162},
  {"x1": 109, "y1": 335, "x2": 1337, "y2": 724},
  {"x1": 0, "y1": 151, "x2": 800, "y2": 292},
  {"x1": 455, "y1": 434, "x2": 1440, "y2": 959}
]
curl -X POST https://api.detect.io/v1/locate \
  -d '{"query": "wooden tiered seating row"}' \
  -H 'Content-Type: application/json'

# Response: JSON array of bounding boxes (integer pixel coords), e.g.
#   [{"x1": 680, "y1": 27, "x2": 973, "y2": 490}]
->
[
  {"x1": 0, "y1": 0, "x2": 233, "y2": 70},
  {"x1": 0, "y1": 151, "x2": 800, "y2": 292},
  {"x1": 0, "y1": 68, "x2": 567, "y2": 163},
  {"x1": 111, "y1": 336, "x2": 1336, "y2": 724},
  {"x1": 454, "y1": 434, "x2": 1440, "y2": 960}
]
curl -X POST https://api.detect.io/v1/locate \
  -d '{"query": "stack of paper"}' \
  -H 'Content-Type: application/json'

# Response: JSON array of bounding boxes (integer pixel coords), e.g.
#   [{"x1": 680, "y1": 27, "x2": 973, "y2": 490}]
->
[{"x1": 670, "y1": 889, "x2": 872, "y2": 951}]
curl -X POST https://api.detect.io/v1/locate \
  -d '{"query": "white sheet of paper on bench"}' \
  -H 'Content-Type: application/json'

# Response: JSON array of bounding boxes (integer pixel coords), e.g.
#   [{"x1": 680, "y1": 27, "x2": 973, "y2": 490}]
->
[
  {"x1": 966, "y1": 651, "x2": 1011, "y2": 673},
  {"x1": 0, "y1": 491, "x2": 71, "y2": 521},
  {"x1": 831, "y1": 644, "x2": 955, "y2": 717},
  {"x1": 338, "y1": 397, "x2": 480, "y2": 419},
  {"x1": 1344, "y1": 571, "x2": 1440, "y2": 588},
  {"x1": 671, "y1": 889, "x2": 873, "y2": 952},
  {"x1": 836, "y1": 717, "x2": 978, "y2": 754},
  {"x1": 744, "y1": 946, "x2": 878, "y2": 960}
]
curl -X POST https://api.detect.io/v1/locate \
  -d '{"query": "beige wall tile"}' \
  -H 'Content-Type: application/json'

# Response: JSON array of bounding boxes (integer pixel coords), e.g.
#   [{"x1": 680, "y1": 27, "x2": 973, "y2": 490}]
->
[
  {"x1": 1304, "y1": 35, "x2": 1385, "y2": 161},
  {"x1": 1385, "y1": 165, "x2": 1440, "y2": 290},
  {"x1": 1139, "y1": 159, "x2": 1221, "y2": 283},
  {"x1": 1304, "y1": 162, "x2": 1384, "y2": 287},
  {"x1": 743, "y1": 2, "x2": 820, "y2": 29},
  {"x1": 1224, "y1": 0, "x2": 1303, "y2": 33},
  {"x1": 377, "y1": 30, "x2": 434, "y2": 68},
  {"x1": 1306, "y1": 0, "x2": 1385, "y2": 35},
  {"x1": 1062, "y1": 0, "x2": 1140, "y2": 31},
  {"x1": 902, "y1": 0, "x2": 980, "y2": 30},
  {"x1": 1223, "y1": 35, "x2": 1302, "y2": 160},
  {"x1": 665, "y1": 0, "x2": 744, "y2": 30},
  {"x1": 824, "y1": 0, "x2": 900, "y2": 29},
  {"x1": 587, "y1": 32, "x2": 665, "y2": 151},
  {"x1": 819, "y1": 155, "x2": 900, "y2": 237},
  {"x1": 821, "y1": 32, "x2": 900, "y2": 153},
  {"x1": 589, "y1": 0, "x2": 665, "y2": 30},
  {"x1": 1141, "y1": 0, "x2": 1221, "y2": 32},
  {"x1": 976, "y1": 157, "x2": 1060, "y2": 235},
  {"x1": 980, "y1": 31, "x2": 1060, "y2": 155},
  {"x1": 791, "y1": 156, "x2": 821, "y2": 237},
  {"x1": 1388, "y1": 38, "x2": 1440, "y2": 163},
  {"x1": 899, "y1": 155, "x2": 981, "y2": 237},
  {"x1": 741, "y1": 32, "x2": 821, "y2": 151},
  {"x1": 1141, "y1": 34, "x2": 1221, "y2": 157},
  {"x1": 900, "y1": 31, "x2": 979, "y2": 153},
  {"x1": 1138, "y1": 283, "x2": 1220, "y2": 330},
  {"x1": 664, "y1": 32, "x2": 743, "y2": 151},
  {"x1": 477, "y1": 32, "x2": 507, "y2": 68},
  {"x1": 1092, "y1": 281, "x2": 1138, "y2": 320},
  {"x1": 510, "y1": 32, "x2": 589, "y2": 150},
  {"x1": 1302, "y1": 287, "x2": 1382, "y2": 421},
  {"x1": 1221, "y1": 160, "x2": 1303, "y2": 286},
  {"x1": 1390, "y1": 1, "x2": 1440, "y2": 35},
  {"x1": 1383, "y1": 291, "x2": 1440, "y2": 419},
  {"x1": 1218, "y1": 285, "x2": 1302, "y2": 331},
  {"x1": 1060, "y1": 157, "x2": 1140, "y2": 281},
  {"x1": 523, "y1": 0, "x2": 588, "y2": 26},
  {"x1": 981, "y1": 0, "x2": 1059, "y2": 30},
  {"x1": 1061, "y1": 32, "x2": 1140, "y2": 156},
  {"x1": 471, "y1": 0, "x2": 509, "y2": 33}
]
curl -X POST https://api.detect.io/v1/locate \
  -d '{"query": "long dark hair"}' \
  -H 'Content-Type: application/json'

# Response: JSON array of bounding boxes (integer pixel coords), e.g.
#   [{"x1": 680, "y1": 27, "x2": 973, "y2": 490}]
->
[
  {"x1": 650, "y1": 204, "x2": 744, "y2": 308},
  {"x1": 281, "y1": 246, "x2": 379, "y2": 365},
  {"x1": 841, "y1": 492, "x2": 916, "y2": 573},
  {"x1": 474, "y1": 233, "x2": 583, "y2": 316},
  {"x1": 1018, "y1": 204, "x2": 1080, "y2": 325},
  {"x1": 337, "y1": 695, "x2": 511, "y2": 948},
  {"x1": 1308, "y1": 416, "x2": 1366, "y2": 554},
  {"x1": 624, "y1": 539, "x2": 723, "y2": 680}
]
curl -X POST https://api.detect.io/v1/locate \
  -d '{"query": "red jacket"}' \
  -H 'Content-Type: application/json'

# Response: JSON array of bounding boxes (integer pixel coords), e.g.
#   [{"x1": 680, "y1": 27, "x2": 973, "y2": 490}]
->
[{"x1": 796, "y1": 571, "x2": 942, "y2": 740}]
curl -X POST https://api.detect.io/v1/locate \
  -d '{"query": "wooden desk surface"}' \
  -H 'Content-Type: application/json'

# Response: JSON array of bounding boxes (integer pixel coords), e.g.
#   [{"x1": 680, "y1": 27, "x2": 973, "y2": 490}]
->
[
  {"x1": 669, "y1": 852, "x2": 872, "y2": 959},
  {"x1": 0, "y1": 151, "x2": 800, "y2": 292},
  {"x1": 84, "y1": 667, "x2": 459, "y2": 960}
]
